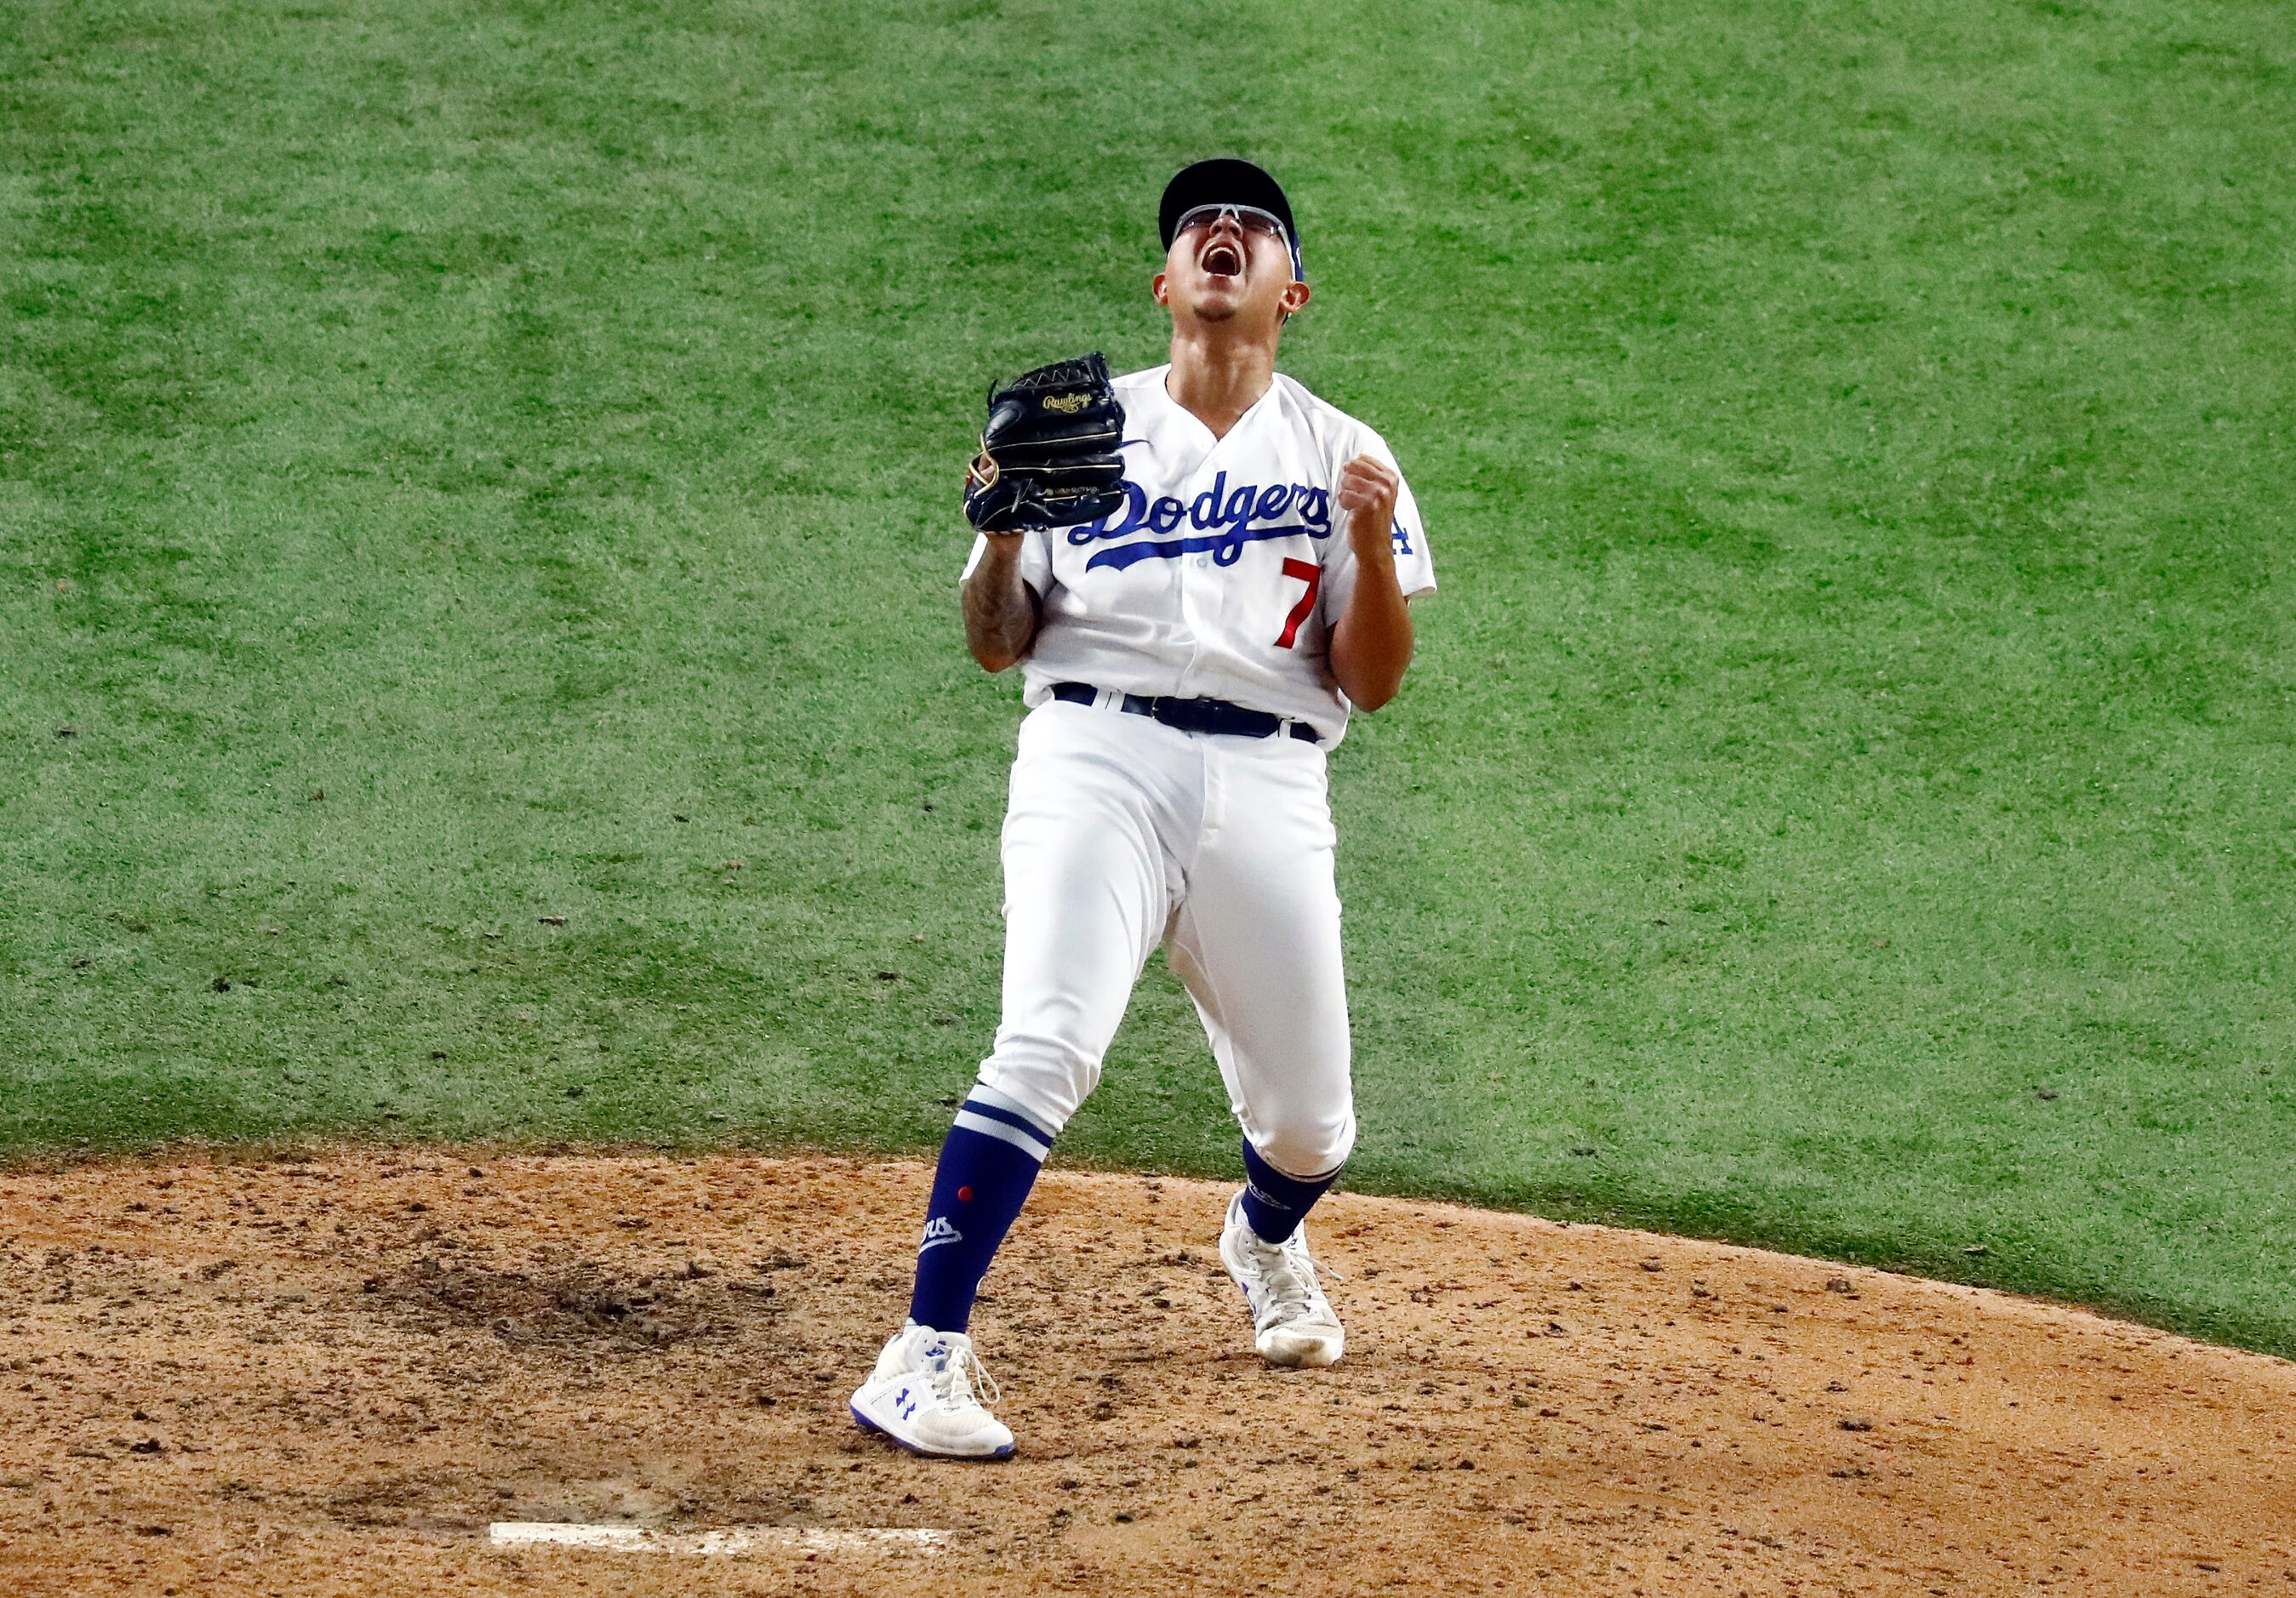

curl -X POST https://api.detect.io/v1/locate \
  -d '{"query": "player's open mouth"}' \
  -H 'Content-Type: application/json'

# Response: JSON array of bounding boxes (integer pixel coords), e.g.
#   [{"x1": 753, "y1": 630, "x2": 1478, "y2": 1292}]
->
[{"x1": 1200, "y1": 241, "x2": 1244, "y2": 277}]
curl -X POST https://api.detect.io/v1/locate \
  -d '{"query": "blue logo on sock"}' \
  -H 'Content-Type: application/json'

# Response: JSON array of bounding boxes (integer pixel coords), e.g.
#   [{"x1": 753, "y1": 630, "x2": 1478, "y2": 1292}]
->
[{"x1": 919, "y1": 1215, "x2": 963, "y2": 1253}]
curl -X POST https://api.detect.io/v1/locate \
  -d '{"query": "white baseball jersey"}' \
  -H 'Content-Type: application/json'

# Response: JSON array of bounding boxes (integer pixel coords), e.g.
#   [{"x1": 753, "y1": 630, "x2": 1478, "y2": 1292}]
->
[{"x1": 962, "y1": 365, "x2": 1436, "y2": 746}]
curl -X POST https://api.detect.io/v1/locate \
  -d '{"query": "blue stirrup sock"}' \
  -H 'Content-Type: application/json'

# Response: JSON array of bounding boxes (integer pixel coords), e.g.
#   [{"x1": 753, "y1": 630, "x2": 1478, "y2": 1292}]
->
[
  {"x1": 1239, "y1": 1137, "x2": 1343, "y2": 1245},
  {"x1": 906, "y1": 1085, "x2": 1059, "y2": 1334}
]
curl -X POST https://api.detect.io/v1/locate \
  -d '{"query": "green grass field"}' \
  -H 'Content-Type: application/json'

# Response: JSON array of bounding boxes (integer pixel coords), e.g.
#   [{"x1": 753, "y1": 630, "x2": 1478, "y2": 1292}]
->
[{"x1": 3, "y1": 0, "x2": 2291, "y2": 1353}]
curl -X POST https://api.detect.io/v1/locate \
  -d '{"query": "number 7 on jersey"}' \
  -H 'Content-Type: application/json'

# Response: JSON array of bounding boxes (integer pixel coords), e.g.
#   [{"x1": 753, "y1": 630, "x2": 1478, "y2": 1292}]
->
[{"x1": 1275, "y1": 557, "x2": 1321, "y2": 648}]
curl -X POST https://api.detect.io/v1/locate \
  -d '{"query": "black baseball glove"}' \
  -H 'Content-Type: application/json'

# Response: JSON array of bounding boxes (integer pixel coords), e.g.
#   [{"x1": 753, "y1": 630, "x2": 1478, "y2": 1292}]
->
[{"x1": 962, "y1": 353, "x2": 1128, "y2": 534}]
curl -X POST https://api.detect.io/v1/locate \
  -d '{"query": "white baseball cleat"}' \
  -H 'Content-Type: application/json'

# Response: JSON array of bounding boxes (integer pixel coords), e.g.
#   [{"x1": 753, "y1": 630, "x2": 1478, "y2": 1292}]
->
[
  {"x1": 849, "y1": 1322, "x2": 1014, "y2": 1459},
  {"x1": 1219, "y1": 1190, "x2": 1345, "y2": 1368}
]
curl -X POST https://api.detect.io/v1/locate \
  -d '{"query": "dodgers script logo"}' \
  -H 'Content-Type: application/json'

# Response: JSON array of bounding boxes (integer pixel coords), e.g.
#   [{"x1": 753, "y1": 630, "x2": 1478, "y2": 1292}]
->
[
  {"x1": 1070, "y1": 471, "x2": 1416, "y2": 569},
  {"x1": 1069, "y1": 472, "x2": 1333, "y2": 572}
]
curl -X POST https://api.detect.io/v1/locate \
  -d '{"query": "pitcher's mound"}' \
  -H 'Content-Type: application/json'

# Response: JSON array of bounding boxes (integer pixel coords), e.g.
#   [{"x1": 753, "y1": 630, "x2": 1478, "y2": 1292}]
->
[{"x1": 1, "y1": 1151, "x2": 2289, "y2": 1595}]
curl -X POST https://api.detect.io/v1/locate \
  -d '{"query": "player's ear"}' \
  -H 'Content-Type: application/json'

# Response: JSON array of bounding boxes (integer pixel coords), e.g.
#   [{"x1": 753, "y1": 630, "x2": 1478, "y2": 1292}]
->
[
  {"x1": 1151, "y1": 270, "x2": 1170, "y2": 307},
  {"x1": 1280, "y1": 279, "x2": 1311, "y2": 317}
]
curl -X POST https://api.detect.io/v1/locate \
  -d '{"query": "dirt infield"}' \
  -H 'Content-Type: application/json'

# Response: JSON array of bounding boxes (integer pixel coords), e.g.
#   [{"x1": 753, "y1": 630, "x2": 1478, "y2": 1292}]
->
[{"x1": 0, "y1": 1151, "x2": 2289, "y2": 1595}]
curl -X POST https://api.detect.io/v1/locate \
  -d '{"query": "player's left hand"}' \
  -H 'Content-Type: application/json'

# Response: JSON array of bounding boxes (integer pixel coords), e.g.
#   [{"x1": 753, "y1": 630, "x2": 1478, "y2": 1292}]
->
[{"x1": 1335, "y1": 454, "x2": 1400, "y2": 557}]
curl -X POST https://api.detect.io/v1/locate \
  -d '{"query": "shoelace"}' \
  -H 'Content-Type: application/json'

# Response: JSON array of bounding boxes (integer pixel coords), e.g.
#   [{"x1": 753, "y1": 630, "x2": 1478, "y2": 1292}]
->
[
  {"x1": 927, "y1": 1339, "x2": 1002, "y2": 1411},
  {"x1": 1246, "y1": 1230, "x2": 1338, "y2": 1326}
]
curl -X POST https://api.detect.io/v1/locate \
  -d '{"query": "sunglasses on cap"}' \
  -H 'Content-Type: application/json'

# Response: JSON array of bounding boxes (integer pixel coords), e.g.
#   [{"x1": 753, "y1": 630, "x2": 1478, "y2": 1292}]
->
[{"x1": 1173, "y1": 203, "x2": 1291, "y2": 244}]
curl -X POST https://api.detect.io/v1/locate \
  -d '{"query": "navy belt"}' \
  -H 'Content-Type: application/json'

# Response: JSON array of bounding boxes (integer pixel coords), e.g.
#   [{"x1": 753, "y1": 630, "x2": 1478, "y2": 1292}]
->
[{"x1": 1051, "y1": 682, "x2": 1319, "y2": 745}]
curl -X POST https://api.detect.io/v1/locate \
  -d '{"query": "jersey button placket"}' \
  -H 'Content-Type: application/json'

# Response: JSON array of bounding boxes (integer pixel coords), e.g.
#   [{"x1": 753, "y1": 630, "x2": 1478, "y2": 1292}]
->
[
  {"x1": 1174, "y1": 522, "x2": 1214, "y2": 693},
  {"x1": 1176, "y1": 422, "x2": 1249, "y2": 693}
]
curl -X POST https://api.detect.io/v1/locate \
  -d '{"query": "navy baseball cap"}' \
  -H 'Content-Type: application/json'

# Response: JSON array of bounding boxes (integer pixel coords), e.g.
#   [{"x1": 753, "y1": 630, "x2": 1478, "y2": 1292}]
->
[{"x1": 1159, "y1": 157, "x2": 1305, "y2": 281}]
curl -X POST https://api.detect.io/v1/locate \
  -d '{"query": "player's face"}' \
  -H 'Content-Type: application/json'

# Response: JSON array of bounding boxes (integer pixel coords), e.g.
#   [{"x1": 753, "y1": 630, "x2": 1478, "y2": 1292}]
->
[{"x1": 1155, "y1": 207, "x2": 1310, "y2": 334}]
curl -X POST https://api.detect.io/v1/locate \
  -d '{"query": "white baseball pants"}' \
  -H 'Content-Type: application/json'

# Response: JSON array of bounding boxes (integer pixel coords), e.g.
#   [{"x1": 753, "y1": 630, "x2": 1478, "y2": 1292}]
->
[{"x1": 973, "y1": 699, "x2": 1356, "y2": 1179}]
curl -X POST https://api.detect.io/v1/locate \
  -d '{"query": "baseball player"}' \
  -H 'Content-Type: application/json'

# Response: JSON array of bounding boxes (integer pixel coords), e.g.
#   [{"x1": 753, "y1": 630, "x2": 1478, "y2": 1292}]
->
[{"x1": 851, "y1": 158, "x2": 1436, "y2": 1458}]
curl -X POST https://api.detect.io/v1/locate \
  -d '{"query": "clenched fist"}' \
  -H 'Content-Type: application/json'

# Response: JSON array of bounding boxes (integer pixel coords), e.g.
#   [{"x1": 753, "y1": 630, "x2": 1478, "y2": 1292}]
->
[{"x1": 1335, "y1": 453, "x2": 1401, "y2": 560}]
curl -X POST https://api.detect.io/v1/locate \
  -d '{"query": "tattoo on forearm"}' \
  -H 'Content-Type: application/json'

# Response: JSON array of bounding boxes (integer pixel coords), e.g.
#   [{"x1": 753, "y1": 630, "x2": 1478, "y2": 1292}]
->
[{"x1": 964, "y1": 556, "x2": 1040, "y2": 665}]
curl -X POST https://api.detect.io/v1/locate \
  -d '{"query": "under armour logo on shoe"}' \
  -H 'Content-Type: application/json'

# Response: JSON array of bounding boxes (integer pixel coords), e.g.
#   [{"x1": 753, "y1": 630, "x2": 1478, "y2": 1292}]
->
[{"x1": 918, "y1": 1215, "x2": 963, "y2": 1253}]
